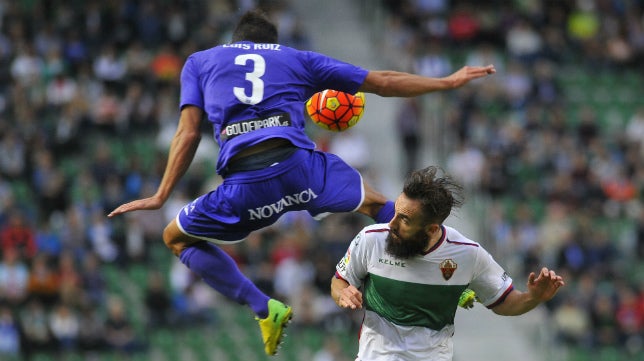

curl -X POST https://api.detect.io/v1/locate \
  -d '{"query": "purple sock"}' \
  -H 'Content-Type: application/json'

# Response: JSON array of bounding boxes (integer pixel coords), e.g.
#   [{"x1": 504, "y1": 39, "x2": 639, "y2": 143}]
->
[
  {"x1": 179, "y1": 242, "x2": 271, "y2": 318},
  {"x1": 374, "y1": 200, "x2": 395, "y2": 223}
]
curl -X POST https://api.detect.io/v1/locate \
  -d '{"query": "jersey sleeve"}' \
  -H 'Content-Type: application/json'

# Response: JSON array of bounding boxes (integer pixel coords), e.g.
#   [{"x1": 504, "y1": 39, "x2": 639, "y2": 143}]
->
[
  {"x1": 468, "y1": 246, "x2": 513, "y2": 308},
  {"x1": 179, "y1": 55, "x2": 204, "y2": 110},
  {"x1": 304, "y1": 51, "x2": 368, "y2": 94},
  {"x1": 335, "y1": 229, "x2": 370, "y2": 289}
]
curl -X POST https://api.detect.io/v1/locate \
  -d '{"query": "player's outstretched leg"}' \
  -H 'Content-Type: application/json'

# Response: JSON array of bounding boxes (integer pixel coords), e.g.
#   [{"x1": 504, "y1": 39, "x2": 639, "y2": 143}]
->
[
  {"x1": 256, "y1": 299, "x2": 293, "y2": 356},
  {"x1": 164, "y1": 222, "x2": 293, "y2": 355}
]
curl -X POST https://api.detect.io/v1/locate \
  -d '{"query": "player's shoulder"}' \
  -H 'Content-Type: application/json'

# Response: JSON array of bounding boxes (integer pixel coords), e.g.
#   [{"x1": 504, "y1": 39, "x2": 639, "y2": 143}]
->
[
  {"x1": 357, "y1": 223, "x2": 389, "y2": 245},
  {"x1": 443, "y1": 225, "x2": 481, "y2": 249},
  {"x1": 348, "y1": 224, "x2": 388, "y2": 253},
  {"x1": 363, "y1": 223, "x2": 390, "y2": 236}
]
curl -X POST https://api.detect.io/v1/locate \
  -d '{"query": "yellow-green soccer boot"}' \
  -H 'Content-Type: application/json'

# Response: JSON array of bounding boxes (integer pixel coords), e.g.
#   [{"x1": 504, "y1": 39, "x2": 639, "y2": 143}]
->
[{"x1": 256, "y1": 299, "x2": 293, "y2": 355}]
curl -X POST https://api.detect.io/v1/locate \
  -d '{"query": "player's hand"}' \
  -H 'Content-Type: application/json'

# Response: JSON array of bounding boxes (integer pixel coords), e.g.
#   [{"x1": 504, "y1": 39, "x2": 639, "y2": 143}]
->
[
  {"x1": 337, "y1": 285, "x2": 363, "y2": 310},
  {"x1": 526, "y1": 267, "x2": 565, "y2": 302},
  {"x1": 447, "y1": 64, "x2": 496, "y2": 88},
  {"x1": 107, "y1": 196, "x2": 165, "y2": 217}
]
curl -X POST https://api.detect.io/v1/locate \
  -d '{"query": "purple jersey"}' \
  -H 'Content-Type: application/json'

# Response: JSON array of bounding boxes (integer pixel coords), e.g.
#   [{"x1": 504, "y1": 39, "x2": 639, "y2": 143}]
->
[{"x1": 180, "y1": 41, "x2": 368, "y2": 174}]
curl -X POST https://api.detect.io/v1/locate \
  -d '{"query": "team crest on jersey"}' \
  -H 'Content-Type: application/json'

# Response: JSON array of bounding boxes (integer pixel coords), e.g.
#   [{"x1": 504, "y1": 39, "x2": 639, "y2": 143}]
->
[{"x1": 439, "y1": 259, "x2": 457, "y2": 280}]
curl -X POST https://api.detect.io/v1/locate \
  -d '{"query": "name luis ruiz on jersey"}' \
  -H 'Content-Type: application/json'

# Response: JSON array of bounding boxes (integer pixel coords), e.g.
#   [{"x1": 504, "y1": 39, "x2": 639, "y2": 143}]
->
[
  {"x1": 223, "y1": 43, "x2": 281, "y2": 51},
  {"x1": 248, "y1": 188, "x2": 318, "y2": 220}
]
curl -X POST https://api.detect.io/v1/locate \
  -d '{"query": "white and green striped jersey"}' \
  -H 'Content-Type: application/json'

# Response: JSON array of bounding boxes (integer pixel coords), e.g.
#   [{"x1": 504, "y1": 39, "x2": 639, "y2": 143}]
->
[{"x1": 335, "y1": 223, "x2": 513, "y2": 361}]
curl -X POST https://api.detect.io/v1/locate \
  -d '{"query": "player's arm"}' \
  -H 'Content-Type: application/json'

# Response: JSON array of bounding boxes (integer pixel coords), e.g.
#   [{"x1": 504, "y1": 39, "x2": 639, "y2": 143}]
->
[
  {"x1": 491, "y1": 267, "x2": 565, "y2": 316},
  {"x1": 359, "y1": 65, "x2": 496, "y2": 97},
  {"x1": 331, "y1": 276, "x2": 363, "y2": 310},
  {"x1": 108, "y1": 106, "x2": 203, "y2": 217}
]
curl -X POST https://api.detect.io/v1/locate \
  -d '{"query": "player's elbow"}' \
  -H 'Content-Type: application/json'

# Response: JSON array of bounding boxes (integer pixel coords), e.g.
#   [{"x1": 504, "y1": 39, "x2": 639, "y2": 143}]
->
[
  {"x1": 176, "y1": 128, "x2": 202, "y2": 144},
  {"x1": 361, "y1": 71, "x2": 397, "y2": 97}
]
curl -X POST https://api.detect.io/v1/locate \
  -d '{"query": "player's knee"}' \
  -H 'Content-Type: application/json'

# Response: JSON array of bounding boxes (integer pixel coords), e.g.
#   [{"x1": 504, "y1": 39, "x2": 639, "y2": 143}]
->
[{"x1": 162, "y1": 222, "x2": 187, "y2": 257}]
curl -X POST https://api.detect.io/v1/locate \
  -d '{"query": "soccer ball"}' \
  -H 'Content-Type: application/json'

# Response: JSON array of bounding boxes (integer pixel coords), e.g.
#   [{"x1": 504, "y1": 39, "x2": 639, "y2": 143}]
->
[{"x1": 305, "y1": 90, "x2": 366, "y2": 131}]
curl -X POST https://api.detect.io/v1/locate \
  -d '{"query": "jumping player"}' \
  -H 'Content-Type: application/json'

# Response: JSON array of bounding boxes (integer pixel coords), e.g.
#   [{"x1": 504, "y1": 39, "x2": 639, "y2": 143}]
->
[{"x1": 108, "y1": 9, "x2": 496, "y2": 356}]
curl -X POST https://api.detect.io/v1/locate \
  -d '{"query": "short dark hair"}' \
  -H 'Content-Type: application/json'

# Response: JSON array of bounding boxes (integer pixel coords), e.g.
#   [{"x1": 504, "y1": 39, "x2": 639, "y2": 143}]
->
[
  {"x1": 232, "y1": 9, "x2": 278, "y2": 43},
  {"x1": 403, "y1": 166, "x2": 464, "y2": 224}
]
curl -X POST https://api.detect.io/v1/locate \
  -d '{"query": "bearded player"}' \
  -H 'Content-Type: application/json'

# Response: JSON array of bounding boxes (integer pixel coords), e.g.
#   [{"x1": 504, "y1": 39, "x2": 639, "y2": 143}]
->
[{"x1": 332, "y1": 166, "x2": 564, "y2": 361}]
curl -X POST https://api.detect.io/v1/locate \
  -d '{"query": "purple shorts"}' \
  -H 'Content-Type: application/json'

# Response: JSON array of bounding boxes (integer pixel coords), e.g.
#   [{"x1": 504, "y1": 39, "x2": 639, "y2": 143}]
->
[{"x1": 176, "y1": 149, "x2": 364, "y2": 242}]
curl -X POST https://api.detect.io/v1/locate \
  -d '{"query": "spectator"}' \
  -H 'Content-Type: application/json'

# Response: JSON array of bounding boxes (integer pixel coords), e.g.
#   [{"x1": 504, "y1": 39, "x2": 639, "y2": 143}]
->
[
  {"x1": 31, "y1": 149, "x2": 68, "y2": 220},
  {"x1": 413, "y1": 41, "x2": 452, "y2": 78},
  {"x1": 77, "y1": 304, "x2": 106, "y2": 355},
  {"x1": 327, "y1": 130, "x2": 372, "y2": 174},
  {"x1": 92, "y1": 86, "x2": 123, "y2": 133},
  {"x1": 120, "y1": 81, "x2": 157, "y2": 132},
  {"x1": 0, "y1": 129, "x2": 27, "y2": 180},
  {"x1": 48, "y1": 302, "x2": 80, "y2": 353},
  {"x1": 273, "y1": 247, "x2": 315, "y2": 303},
  {"x1": 625, "y1": 107, "x2": 644, "y2": 152},
  {"x1": 144, "y1": 270, "x2": 172, "y2": 329},
  {"x1": 505, "y1": 18, "x2": 543, "y2": 64},
  {"x1": 0, "y1": 210, "x2": 36, "y2": 260},
  {"x1": 0, "y1": 247, "x2": 29, "y2": 307},
  {"x1": 149, "y1": 44, "x2": 182, "y2": 84},
  {"x1": 19, "y1": 299, "x2": 54, "y2": 354},
  {"x1": 553, "y1": 295, "x2": 591, "y2": 346},
  {"x1": 136, "y1": 3, "x2": 164, "y2": 48},
  {"x1": 92, "y1": 43, "x2": 127, "y2": 86},
  {"x1": 87, "y1": 210, "x2": 119, "y2": 264},
  {"x1": 614, "y1": 283, "x2": 644, "y2": 352},
  {"x1": 0, "y1": 175, "x2": 13, "y2": 221},
  {"x1": 575, "y1": 106, "x2": 600, "y2": 147},
  {"x1": 500, "y1": 61, "x2": 533, "y2": 109},
  {"x1": 589, "y1": 292, "x2": 619, "y2": 348},
  {"x1": 0, "y1": 306, "x2": 20, "y2": 359},
  {"x1": 104, "y1": 296, "x2": 144, "y2": 354},
  {"x1": 395, "y1": 98, "x2": 422, "y2": 176},
  {"x1": 45, "y1": 72, "x2": 78, "y2": 109},
  {"x1": 636, "y1": 210, "x2": 644, "y2": 260},
  {"x1": 62, "y1": 30, "x2": 88, "y2": 67},
  {"x1": 123, "y1": 41, "x2": 153, "y2": 82},
  {"x1": 58, "y1": 208, "x2": 89, "y2": 260},
  {"x1": 52, "y1": 101, "x2": 85, "y2": 157},
  {"x1": 447, "y1": 4, "x2": 480, "y2": 44},
  {"x1": 79, "y1": 252, "x2": 106, "y2": 307},
  {"x1": 41, "y1": 46, "x2": 65, "y2": 81},
  {"x1": 446, "y1": 139, "x2": 485, "y2": 190},
  {"x1": 27, "y1": 253, "x2": 60, "y2": 307},
  {"x1": 89, "y1": 140, "x2": 120, "y2": 187},
  {"x1": 57, "y1": 251, "x2": 81, "y2": 306},
  {"x1": 9, "y1": 43, "x2": 42, "y2": 86}
]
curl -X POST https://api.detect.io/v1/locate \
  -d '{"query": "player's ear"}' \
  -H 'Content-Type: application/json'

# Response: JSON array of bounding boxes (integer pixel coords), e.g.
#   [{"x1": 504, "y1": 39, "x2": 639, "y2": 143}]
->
[{"x1": 425, "y1": 223, "x2": 440, "y2": 238}]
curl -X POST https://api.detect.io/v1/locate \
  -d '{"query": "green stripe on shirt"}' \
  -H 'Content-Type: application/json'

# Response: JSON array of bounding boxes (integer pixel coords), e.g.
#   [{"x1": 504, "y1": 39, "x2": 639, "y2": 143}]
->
[{"x1": 364, "y1": 274, "x2": 468, "y2": 330}]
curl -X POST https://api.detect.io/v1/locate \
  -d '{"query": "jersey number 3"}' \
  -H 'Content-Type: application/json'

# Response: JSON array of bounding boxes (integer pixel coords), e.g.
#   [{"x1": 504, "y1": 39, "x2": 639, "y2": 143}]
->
[{"x1": 233, "y1": 54, "x2": 265, "y2": 105}]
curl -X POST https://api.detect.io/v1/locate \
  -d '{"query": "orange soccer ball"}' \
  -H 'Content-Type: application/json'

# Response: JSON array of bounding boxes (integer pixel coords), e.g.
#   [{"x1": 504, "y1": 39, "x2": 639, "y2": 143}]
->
[{"x1": 305, "y1": 90, "x2": 366, "y2": 131}]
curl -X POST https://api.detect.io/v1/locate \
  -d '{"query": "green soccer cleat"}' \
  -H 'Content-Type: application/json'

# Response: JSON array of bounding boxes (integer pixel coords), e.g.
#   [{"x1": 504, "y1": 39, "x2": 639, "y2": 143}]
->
[
  {"x1": 256, "y1": 299, "x2": 293, "y2": 356},
  {"x1": 458, "y1": 289, "x2": 478, "y2": 309}
]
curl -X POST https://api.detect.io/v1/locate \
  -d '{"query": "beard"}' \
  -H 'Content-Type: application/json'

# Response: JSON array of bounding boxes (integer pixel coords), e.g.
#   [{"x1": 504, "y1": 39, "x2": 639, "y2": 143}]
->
[{"x1": 385, "y1": 230, "x2": 430, "y2": 259}]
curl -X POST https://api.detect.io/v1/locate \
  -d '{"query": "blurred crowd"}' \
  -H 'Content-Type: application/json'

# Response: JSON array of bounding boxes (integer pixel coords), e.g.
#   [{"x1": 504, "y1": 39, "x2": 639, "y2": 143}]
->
[
  {"x1": 0, "y1": 0, "x2": 643, "y2": 360},
  {"x1": 0, "y1": 0, "x2": 323, "y2": 359},
  {"x1": 377, "y1": 0, "x2": 644, "y2": 359}
]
